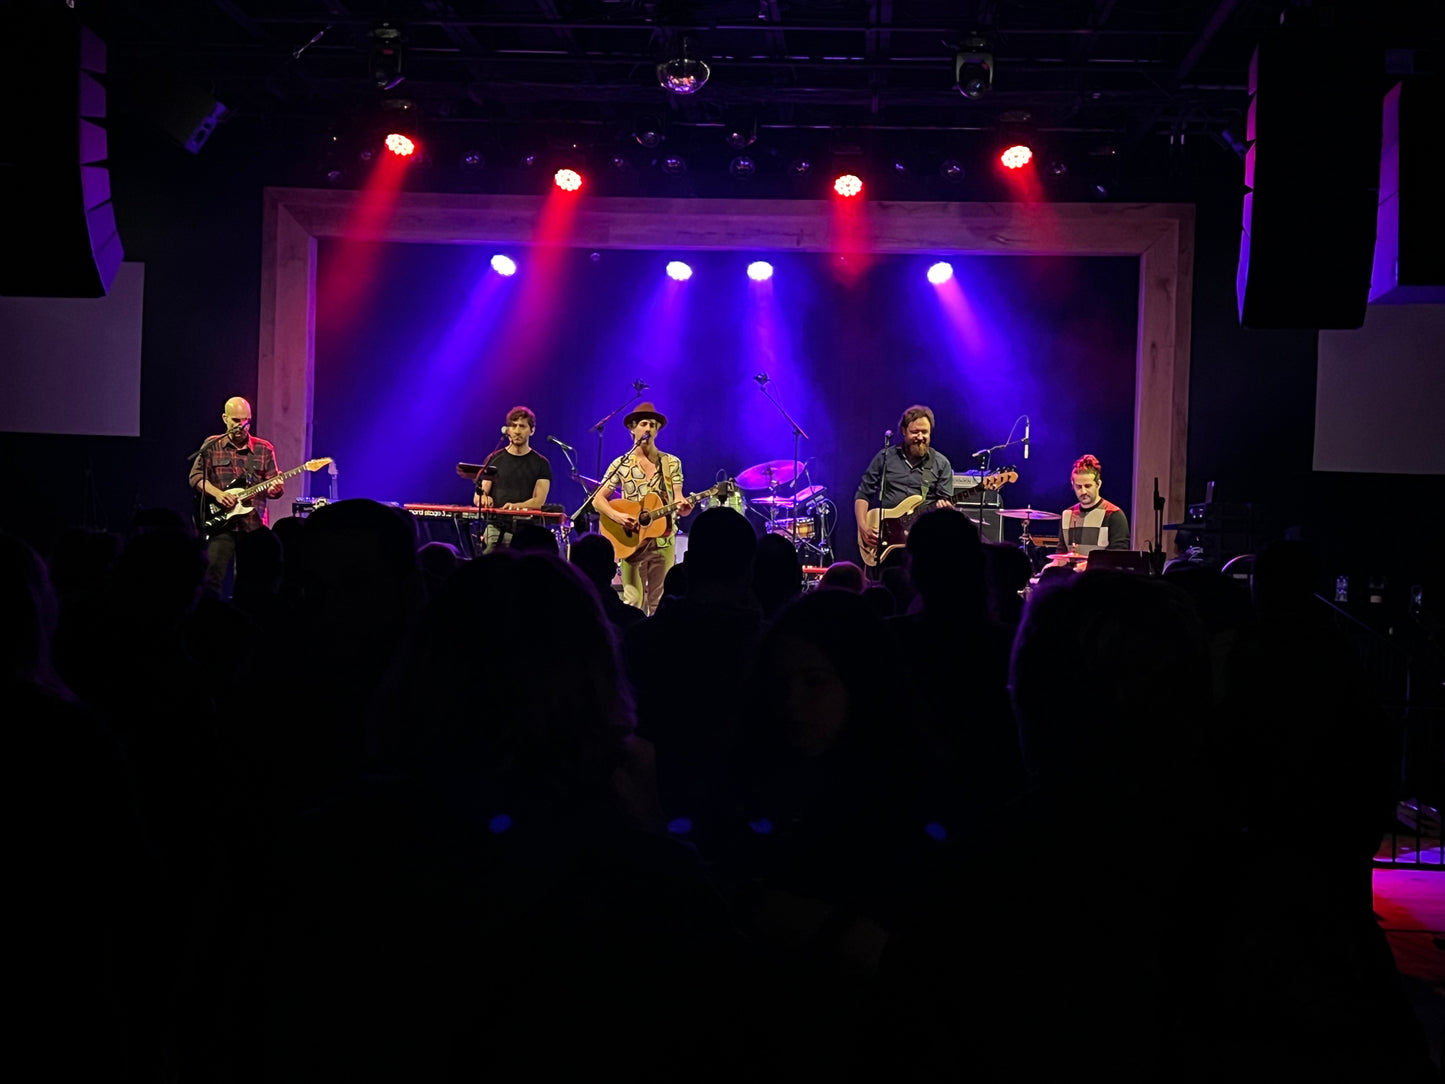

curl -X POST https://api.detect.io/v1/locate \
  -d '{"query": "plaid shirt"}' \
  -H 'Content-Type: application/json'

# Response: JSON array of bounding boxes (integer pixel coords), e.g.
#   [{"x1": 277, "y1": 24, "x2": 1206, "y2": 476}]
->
[
  {"x1": 603, "y1": 450, "x2": 685, "y2": 546},
  {"x1": 189, "y1": 433, "x2": 282, "y2": 529}
]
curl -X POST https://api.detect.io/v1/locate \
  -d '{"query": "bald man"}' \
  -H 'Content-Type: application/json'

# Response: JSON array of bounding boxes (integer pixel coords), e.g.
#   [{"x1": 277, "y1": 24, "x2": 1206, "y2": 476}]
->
[{"x1": 189, "y1": 396, "x2": 284, "y2": 595}]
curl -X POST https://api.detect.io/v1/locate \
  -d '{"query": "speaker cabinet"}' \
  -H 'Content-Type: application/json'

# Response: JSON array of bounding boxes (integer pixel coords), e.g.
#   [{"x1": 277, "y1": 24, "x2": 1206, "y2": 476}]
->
[
  {"x1": 1236, "y1": 29, "x2": 1383, "y2": 330},
  {"x1": 2, "y1": 10, "x2": 122, "y2": 297}
]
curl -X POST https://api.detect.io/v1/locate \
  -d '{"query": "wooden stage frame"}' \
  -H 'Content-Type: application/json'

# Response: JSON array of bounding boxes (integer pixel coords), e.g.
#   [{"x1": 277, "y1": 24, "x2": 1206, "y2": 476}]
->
[{"x1": 259, "y1": 190, "x2": 1193, "y2": 546}]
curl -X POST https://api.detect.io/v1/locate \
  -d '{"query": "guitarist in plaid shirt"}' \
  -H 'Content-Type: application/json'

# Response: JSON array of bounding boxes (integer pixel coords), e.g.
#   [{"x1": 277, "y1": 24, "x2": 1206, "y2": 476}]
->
[{"x1": 189, "y1": 396, "x2": 284, "y2": 594}]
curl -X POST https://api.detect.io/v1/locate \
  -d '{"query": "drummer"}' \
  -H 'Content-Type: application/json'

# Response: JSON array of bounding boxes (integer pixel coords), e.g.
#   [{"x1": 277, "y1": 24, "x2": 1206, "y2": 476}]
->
[{"x1": 1058, "y1": 454, "x2": 1130, "y2": 555}]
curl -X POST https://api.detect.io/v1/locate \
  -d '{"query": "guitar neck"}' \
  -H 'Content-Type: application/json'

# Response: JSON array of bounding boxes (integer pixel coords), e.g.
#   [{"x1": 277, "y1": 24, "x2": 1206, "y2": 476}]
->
[
  {"x1": 651, "y1": 485, "x2": 720, "y2": 516},
  {"x1": 231, "y1": 462, "x2": 307, "y2": 501}
]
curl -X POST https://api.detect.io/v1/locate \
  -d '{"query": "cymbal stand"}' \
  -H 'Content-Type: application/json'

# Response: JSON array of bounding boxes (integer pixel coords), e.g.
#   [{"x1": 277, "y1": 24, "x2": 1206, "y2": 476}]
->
[{"x1": 755, "y1": 375, "x2": 810, "y2": 545}]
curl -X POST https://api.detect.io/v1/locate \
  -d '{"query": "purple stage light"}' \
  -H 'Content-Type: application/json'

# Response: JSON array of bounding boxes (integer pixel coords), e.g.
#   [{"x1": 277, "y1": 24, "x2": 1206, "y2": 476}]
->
[
  {"x1": 927, "y1": 261, "x2": 954, "y2": 285},
  {"x1": 747, "y1": 261, "x2": 774, "y2": 282},
  {"x1": 665, "y1": 260, "x2": 693, "y2": 282},
  {"x1": 490, "y1": 254, "x2": 517, "y2": 277}
]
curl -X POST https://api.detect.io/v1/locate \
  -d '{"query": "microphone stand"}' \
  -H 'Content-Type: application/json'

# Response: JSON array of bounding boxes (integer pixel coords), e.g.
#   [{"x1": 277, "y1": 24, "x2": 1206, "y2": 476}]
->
[
  {"x1": 589, "y1": 383, "x2": 647, "y2": 478},
  {"x1": 870, "y1": 429, "x2": 891, "y2": 580},
  {"x1": 969, "y1": 434, "x2": 1026, "y2": 545},
  {"x1": 755, "y1": 377, "x2": 810, "y2": 545},
  {"x1": 186, "y1": 430, "x2": 237, "y2": 534},
  {"x1": 571, "y1": 434, "x2": 644, "y2": 532}
]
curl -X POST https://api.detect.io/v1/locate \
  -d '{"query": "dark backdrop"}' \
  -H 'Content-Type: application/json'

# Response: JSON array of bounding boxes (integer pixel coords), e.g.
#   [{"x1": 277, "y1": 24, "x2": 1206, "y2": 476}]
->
[{"x1": 313, "y1": 243, "x2": 1138, "y2": 561}]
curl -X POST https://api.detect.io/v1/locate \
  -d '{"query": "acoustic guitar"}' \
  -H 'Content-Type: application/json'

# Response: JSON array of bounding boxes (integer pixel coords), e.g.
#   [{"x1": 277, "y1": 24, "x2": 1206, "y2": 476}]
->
[
  {"x1": 600, "y1": 479, "x2": 736, "y2": 560},
  {"x1": 858, "y1": 468, "x2": 1017, "y2": 566},
  {"x1": 200, "y1": 458, "x2": 333, "y2": 534}
]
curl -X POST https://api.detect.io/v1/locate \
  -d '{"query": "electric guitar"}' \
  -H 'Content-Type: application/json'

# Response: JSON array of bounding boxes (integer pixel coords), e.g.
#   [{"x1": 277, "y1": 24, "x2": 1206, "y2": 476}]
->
[
  {"x1": 600, "y1": 479, "x2": 736, "y2": 561},
  {"x1": 858, "y1": 468, "x2": 1017, "y2": 566},
  {"x1": 200, "y1": 458, "x2": 333, "y2": 534}
]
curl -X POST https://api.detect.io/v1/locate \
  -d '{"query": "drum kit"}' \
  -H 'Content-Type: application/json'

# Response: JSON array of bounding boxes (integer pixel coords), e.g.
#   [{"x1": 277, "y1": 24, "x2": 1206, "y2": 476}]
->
[{"x1": 727, "y1": 458, "x2": 834, "y2": 560}]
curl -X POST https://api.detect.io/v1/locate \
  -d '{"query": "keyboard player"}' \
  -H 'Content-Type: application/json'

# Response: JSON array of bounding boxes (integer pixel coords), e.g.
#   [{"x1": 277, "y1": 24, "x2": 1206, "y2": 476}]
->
[{"x1": 473, "y1": 405, "x2": 553, "y2": 552}]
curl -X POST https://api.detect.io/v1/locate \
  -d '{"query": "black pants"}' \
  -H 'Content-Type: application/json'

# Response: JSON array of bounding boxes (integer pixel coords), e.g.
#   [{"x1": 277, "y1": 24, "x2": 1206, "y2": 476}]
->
[{"x1": 204, "y1": 531, "x2": 237, "y2": 595}]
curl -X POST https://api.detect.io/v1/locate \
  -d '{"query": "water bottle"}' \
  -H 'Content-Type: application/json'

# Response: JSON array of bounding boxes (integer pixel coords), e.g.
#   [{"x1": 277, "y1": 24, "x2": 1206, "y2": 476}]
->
[{"x1": 1334, "y1": 575, "x2": 1348, "y2": 603}]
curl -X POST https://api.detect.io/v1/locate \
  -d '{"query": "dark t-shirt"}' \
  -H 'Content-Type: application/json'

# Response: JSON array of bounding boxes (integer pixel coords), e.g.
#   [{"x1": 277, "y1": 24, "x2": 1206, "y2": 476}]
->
[{"x1": 484, "y1": 448, "x2": 552, "y2": 507}]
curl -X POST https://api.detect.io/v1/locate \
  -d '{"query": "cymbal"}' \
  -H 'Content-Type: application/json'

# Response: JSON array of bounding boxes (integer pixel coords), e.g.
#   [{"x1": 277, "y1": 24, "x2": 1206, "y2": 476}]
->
[
  {"x1": 751, "y1": 495, "x2": 796, "y2": 507},
  {"x1": 791, "y1": 484, "x2": 826, "y2": 504},
  {"x1": 736, "y1": 459, "x2": 805, "y2": 490},
  {"x1": 999, "y1": 508, "x2": 1062, "y2": 521}
]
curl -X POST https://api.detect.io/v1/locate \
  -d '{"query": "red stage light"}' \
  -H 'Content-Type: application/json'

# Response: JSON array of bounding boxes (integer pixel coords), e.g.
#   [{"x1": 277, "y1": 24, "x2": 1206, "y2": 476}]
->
[
  {"x1": 384, "y1": 133, "x2": 416, "y2": 157},
  {"x1": 833, "y1": 173, "x2": 863, "y2": 198},
  {"x1": 1000, "y1": 144, "x2": 1033, "y2": 170},
  {"x1": 554, "y1": 168, "x2": 583, "y2": 192}
]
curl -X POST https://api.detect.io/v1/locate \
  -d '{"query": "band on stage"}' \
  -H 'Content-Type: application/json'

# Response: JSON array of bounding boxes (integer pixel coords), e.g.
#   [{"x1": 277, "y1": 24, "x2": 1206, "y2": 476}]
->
[{"x1": 191, "y1": 393, "x2": 1129, "y2": 613}]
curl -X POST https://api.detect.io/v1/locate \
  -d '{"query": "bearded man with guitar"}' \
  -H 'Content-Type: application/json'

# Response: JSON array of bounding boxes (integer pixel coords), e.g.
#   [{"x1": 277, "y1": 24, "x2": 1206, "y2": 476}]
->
[
  {"x1": 854, "y1": 404, "x2": 957, "y2": 570},
  {"x1": 593, "y1": 403, "x2": 693, "y2": 615},
  {"x1": 189, "y1": 396, "x2": 285, "y2": 595}
]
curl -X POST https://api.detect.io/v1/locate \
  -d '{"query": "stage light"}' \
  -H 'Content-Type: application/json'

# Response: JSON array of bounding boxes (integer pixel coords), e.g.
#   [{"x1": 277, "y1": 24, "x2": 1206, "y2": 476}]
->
[
  {"x1": 369, "y1": 23, "x2": 406, "y2": 91},
  {"x1": 554, "y1": 168, "x2": 582, "y2": 191},
  {"x1": 633, "y1": 114, "x2": 664, "y2": 148},
  {"x1": 927, "y1": 261, "x2": 954, "y2": 285},
  {"x1": 747, "y1": 261, "x2": 774, "y2": 282},
  {"x1": 954, "y1": 35, "x2": 993, "y2": 100},
  {"x1": 657, "y1": 38, "x2": 710, "y2": 95},
  {"x1": 1047, "y1": 159, "x2": 1069, "y2": 177},
  {"x1": 833, "y1": 173, "x2": 863, "y2": 198},
  {"x1": 787, "y1": 157, "x2": 813, "y2": 177},
  {"x1": 661, "y1": 154, "x2": 688, "y2": 176},
  {"x1": 518, "y1": 153, "x2": 537, "y2": 169},
  {"x1": 666, "y1": 261, "x2": 693, "y2": 282},
  {"x1": 610, "y1": 154, "x2": 632, "y2": 173},
  {"x1": 491, "y1": 254, "x2": 517, "y2": 277},
  {"x1": 384, "y1": 132, "x2": 416, "y2": 157},
  {"x1": 729, "y1": 155, "x2": 756, "y2": 177},
  {"x1": 939, "y1": 158, "x2": 965, "y2": 182},
  {"x1": 1000, "y1": 144, "x2": 1033, "y2": 169},
  {"x1": 724, "y1": 114, "x2": 757, "y2": 150},
  {"x1": 459, "y1": 149, "x2": 484, "y2": 173}
]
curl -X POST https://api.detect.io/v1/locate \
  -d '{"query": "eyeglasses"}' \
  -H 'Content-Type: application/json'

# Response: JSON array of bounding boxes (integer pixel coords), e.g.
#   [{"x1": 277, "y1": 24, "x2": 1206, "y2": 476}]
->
[{"x1": 225, "y1": 417, "x2": 251, "y2": 427}]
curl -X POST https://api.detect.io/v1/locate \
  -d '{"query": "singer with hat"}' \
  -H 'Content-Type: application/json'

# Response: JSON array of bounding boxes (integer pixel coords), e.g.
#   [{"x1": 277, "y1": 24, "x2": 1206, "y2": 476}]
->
[
  {"x1": 593, "y1": 402, "x2": 691, "y2": 615},
  {"x1": 474, "y1": 405, "x2": 552, "y2": 553}
]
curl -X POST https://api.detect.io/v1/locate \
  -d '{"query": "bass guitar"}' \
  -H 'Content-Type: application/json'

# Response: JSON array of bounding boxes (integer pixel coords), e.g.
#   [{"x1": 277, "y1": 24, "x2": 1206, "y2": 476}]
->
[
  {"x1": 600, "y1": 479, "x2": 736, "y2": 561},
  {"x1": 858, "y1": 467, "x2": 1017, "y2": 567},
  {"x1": 201, "y1": 458, "x2": 333, "y2": 534}
]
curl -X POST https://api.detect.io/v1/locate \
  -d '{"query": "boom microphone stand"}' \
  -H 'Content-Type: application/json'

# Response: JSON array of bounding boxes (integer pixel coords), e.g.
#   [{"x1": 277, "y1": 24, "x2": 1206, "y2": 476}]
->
[
  {"x1": 589, "y1": 379, "x2": 649, "y2": 478},
  {"x1": 967, "y1": 414, "x2": 1030, "y2": 543},
  {"x1": 753, "y1": 372, "x2": 809, "y2": 543},
  {"x1": 572, "y1": 431, "x2": 646, "y2": 529}
]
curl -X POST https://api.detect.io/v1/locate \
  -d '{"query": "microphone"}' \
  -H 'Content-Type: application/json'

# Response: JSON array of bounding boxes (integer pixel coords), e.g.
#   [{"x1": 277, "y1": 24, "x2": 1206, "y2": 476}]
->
[
  {"x1": 754, "y1": 372, "x2": 770, "y2": 386},
  {"x1": 547, "y1": 435, "x2": 575, "y2": 452},
  {"x1": 633, "y1": 379, "x2": 649, "y2": 393},
  {"x1": 1023, "y1": 417, "x2": 1030, "y2": 460},
  {"x1": 971, "y1": 447, "x2": 990, "y2": 458},
  {"x1": 501, "y1": 426, "x2": 509, "y2": 435}
]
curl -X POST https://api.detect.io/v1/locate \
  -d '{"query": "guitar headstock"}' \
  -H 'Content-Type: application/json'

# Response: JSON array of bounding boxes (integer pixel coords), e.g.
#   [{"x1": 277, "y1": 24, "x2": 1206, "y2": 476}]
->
[
  {"x1": 983, "y1": 467, "x2": 1019, "y2": 491},
  {"x1": 305, "y1": 458, "x2": 334, "y2": 472}
]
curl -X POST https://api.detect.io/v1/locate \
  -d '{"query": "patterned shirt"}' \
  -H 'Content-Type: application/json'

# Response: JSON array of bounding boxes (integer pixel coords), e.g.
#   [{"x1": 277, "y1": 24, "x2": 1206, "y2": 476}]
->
[
  {"x1": 603, "y1": 450, "x2": 685, "y2": 546},
  {"x1": 189, "y1": 433, "x2": 282, "y2": 530}
]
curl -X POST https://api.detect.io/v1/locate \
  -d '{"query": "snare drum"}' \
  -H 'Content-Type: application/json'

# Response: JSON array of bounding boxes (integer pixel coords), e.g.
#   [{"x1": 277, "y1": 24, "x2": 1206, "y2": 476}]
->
[{"x1": 770, "y1": 516, "x2": 815, "y2": 540}]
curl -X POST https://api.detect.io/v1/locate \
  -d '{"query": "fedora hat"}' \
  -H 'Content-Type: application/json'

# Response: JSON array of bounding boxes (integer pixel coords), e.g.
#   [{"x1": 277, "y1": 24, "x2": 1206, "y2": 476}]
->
[{"x1": 623, "y1": 402, "x2": 668, "y2": 430}]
